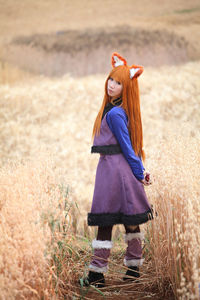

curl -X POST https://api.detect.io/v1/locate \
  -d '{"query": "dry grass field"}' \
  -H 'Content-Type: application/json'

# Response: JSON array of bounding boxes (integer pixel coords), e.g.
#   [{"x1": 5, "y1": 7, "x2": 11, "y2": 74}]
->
[{"x1": 0, "y1": 0, "x2": 200, "y2": 299}]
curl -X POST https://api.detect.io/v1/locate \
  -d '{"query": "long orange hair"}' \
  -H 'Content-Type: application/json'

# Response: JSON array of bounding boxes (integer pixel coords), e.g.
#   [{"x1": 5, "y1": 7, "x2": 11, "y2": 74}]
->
[{"x1": 92, "y1": 56, "x2": 145, "y2": 161}]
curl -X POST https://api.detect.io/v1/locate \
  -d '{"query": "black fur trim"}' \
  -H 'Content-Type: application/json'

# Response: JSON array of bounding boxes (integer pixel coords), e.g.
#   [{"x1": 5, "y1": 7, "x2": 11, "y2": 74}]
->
[
  {"x1": 101, "y1": 98, "x2": 122, "y2": 120},
  {"x1": 91, "y1": 144, "x2": 122, "y2": 155},
  {"x1": 88, "y1": 209, "x2": 153, "y2": 226}
]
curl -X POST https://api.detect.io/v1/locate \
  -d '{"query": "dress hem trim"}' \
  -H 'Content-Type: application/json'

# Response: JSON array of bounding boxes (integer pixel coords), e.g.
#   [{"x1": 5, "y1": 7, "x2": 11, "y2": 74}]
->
[{"x1": 88, "y1": 209, "x2": 153, "y2": 226}]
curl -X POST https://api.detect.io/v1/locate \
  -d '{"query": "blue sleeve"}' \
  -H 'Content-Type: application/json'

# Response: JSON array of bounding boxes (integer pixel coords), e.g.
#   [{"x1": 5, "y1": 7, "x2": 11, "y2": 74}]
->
[{"x1": 106, "y1": 107, "x2": 145, "y2": 180}]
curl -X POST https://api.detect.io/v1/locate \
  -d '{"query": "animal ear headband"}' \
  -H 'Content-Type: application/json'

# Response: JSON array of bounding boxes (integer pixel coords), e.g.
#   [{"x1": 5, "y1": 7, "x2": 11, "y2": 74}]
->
[{"x1": 111, "y1": 52, "x2": 144, "y2": 79}]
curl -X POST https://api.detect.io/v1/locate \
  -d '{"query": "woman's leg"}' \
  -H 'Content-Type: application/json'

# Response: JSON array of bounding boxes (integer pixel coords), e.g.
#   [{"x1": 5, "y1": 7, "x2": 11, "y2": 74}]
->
[
  {"x1": 83, "y1": 226, "x2": 113, "y2": 287},
  {"x1": 123, "y1": 225, "x2": 144, "y2": 280},
  {"x1": 89, "y1": 226, "x2": 113, "y2": 273}
]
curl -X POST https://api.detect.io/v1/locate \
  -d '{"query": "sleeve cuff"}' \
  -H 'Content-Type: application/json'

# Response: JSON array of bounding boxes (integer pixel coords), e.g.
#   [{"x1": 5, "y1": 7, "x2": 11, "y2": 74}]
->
[{"x1": 136, "y1": 174, "x2": 144, "y2": 181}]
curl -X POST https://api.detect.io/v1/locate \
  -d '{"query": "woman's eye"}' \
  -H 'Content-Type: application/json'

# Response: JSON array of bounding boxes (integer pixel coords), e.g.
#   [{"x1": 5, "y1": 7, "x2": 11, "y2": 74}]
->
[
  {"x1": 117, "y1": 81, "x2": 121, "y2": 85},
  {"x1": 109, "y1": 77, "x2": 113, "y2": 81}
]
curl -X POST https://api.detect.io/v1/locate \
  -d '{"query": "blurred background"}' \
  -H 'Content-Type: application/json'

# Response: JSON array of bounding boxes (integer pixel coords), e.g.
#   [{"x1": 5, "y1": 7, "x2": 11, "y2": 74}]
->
[
  {"x1": 0, "y1": 0, "x2": 200, "y2": 227},
  {"x1": 1, "y1": 0, "x2": 200, "y2": 77}
]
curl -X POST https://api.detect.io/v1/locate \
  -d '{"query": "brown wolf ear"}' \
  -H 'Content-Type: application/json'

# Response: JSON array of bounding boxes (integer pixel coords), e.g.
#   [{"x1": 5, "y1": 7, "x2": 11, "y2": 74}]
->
[
  {"x1": 112, "y1": 52, "x2": 127, "y2": 68},
  {"x1": 129, "y1": 65, "x2": 144, "y2": 79}
]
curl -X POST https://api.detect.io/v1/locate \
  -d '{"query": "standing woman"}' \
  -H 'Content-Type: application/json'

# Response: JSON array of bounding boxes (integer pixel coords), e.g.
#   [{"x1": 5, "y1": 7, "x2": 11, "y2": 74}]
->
[{"x1": 82, "y1": 52, "x2": 153, "y2": 288}]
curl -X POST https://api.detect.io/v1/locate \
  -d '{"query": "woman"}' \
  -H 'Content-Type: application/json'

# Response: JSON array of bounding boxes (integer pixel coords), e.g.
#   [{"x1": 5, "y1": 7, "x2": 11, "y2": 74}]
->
[{"x1": 82, "y1": 52, "x2": 152, "y2": 288}]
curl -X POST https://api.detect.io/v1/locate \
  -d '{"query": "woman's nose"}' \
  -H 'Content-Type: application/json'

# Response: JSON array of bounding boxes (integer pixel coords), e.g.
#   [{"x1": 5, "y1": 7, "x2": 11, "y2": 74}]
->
[{"x1": 110, "y1": 81, "x2": 115, "y2": 88}]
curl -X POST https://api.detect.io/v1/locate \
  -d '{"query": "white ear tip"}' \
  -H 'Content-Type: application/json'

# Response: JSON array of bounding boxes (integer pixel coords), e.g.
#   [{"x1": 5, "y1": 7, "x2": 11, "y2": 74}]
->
[
  {"x1": 113, "y1": 55, "x2": 125, "y2": 67},
  {"x1": 130, "y1": 67, "x2": 140, "y2": 79}
]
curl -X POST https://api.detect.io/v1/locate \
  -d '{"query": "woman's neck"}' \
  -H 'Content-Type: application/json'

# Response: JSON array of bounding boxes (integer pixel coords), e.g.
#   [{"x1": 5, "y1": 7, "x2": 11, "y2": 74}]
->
[{"x1": 110, "y1": 97, "x2": 122, "y2": 105}]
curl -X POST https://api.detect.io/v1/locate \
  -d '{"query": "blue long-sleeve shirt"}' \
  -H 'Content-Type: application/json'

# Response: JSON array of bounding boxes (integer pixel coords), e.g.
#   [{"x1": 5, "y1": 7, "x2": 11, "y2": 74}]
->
[{"x1": 106, "y1": 107, "x2": 145, "y2": 180}]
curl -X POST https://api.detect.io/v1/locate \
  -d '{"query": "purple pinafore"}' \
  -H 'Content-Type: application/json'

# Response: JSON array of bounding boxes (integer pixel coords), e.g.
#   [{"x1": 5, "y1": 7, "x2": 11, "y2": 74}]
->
[{"x1": 88, "y1": 111, "x2": 152, "y2": 227}]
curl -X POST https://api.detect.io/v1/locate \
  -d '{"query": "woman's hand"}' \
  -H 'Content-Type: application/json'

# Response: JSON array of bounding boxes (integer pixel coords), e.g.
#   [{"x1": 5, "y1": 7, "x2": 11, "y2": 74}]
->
[{"x1": 140, "y1": 172, "x2": 152, "y2": 186}]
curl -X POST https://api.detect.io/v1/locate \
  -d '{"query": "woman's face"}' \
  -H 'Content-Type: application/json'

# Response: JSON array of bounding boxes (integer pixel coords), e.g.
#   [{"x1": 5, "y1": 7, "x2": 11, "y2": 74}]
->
[{"x1": 107, "y1": 77, "x2": 123, "y2": 98}]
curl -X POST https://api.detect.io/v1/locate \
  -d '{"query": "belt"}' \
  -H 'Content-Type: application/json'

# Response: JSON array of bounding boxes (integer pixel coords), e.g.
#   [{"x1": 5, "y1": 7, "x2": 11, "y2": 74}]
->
[{"x1": 91, "y1": 144, "x2": 122, "y2": 155}]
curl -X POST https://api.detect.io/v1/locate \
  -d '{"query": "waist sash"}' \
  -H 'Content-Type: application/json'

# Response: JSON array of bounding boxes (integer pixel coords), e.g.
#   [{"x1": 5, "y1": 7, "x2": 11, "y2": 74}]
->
[{"x1": 91, "y1": 144, "x2": 122, "y2": 155}]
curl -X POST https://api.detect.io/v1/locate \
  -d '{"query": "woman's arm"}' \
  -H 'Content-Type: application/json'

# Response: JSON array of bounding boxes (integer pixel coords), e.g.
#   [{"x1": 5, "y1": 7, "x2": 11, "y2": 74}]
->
[{"x1": 106, "y1": 107, "x2": 145, "y2": 181}]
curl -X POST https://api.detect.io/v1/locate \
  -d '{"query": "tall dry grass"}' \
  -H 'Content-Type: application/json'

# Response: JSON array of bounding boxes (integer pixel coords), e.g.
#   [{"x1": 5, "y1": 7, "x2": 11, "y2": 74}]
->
[
  {"x1": 0, "y1": 60, "x2": 199, "y2": 231},
  {"x1": 0, "y1": 154, "x2": 82, "y2": 300},
  {"x1": 0, "y1": 60, "x2": 200, "y2": 299},
  {"x1": 0, "y1": 137, "x2": 199, "y2": 299},
  {"x1": 144, "y1": 134, "x2": 200, "y2": 299}
]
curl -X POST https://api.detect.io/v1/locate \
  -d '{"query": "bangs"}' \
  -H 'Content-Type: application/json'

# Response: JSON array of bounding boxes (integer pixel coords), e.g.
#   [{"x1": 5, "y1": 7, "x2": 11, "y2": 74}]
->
[{"x1": 108, "y1": 66, "x2": 130, "y2": 84}]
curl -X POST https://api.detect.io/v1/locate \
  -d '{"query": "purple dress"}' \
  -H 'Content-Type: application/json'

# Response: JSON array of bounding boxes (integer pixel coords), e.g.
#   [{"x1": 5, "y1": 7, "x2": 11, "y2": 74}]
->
[{"x1": 88, "y1": 109, "x2": 152, "y2": 227}]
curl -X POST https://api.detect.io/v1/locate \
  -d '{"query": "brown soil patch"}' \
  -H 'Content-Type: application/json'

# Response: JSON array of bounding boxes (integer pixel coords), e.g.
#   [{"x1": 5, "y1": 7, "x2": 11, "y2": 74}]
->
[{"x1": 2, "y1": 26, "x2": 197, "y2": 77}]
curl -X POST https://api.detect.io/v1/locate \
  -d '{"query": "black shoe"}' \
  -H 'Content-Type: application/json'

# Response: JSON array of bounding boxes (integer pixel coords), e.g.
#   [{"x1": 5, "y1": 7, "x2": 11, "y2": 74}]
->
[
  {"x1": 80, "y1": 271, "x2": 105, "y2": 288},
  {"x1": 123, "y1": 266, "x2": 140, "y2": 281}
]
